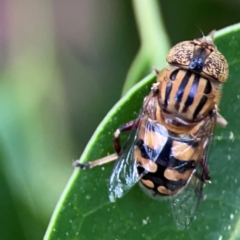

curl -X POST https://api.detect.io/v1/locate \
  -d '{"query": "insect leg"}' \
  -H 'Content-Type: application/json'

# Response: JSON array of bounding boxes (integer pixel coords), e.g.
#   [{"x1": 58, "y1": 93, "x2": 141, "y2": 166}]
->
[
  {"x1": 194, "y1": 158, "x2": 211, "y2": 183},
  {"x1": 74, "y1": 118, "x2": 140, "y2": 170},
  {"x1": 212, "y1": 104, "x2": 227, "y2": 127},
  {"x1": 74, "y1": 153, "x2": 118, "y2": 169},
  {"x1": 201, "y1": 156, "x2": 211, "y2": 182},
  {"x1": 216, "y1": 113, "x2": 228, "y2": 126},
  {"x1": 113, "y1": 119, "x2": 140, "y2": 154},
  {"x1": 193, "y1": 157, "x2": 211, "y2": 184}
]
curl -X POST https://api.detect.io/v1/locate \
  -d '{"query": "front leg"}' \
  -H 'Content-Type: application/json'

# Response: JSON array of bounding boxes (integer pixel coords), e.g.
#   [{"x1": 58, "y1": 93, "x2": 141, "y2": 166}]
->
[
  {"x1": 113, "y1": 119, "x2": 140, "y2": 154},
  {"x1": 74, "y1": 118, "x2": 140, "y2": 169}
]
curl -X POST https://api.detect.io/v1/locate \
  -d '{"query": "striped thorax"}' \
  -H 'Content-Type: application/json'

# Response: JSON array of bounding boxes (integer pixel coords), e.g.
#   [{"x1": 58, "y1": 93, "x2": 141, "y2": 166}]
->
[{"x1": 157, "y1": 67, "x2": 221, "y2": 122}]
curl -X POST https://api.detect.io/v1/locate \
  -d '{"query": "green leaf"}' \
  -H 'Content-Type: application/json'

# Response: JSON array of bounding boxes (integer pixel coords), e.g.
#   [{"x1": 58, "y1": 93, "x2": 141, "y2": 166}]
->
[
  {"x1": 45, "y1": 24, "x2": 240, "y2": 240},
  {"x1": 121, "y1": 0, "x2": 170, "y2": 96}
]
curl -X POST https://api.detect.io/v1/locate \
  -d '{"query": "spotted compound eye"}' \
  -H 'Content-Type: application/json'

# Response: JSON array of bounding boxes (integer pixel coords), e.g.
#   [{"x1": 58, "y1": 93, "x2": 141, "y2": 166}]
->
[{"x1": 166, "y1": 38, "x2": 229, "y2": 83}]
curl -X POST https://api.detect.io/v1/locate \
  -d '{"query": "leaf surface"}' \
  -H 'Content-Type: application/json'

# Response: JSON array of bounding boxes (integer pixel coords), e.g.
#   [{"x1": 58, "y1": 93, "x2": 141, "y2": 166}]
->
[{"x1": 45, "y1": 24, "x2": 240, "y2": 240}]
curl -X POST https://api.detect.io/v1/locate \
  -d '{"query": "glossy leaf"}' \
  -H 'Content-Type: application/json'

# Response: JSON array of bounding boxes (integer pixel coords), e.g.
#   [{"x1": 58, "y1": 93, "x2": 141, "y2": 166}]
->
[{"x1": 45, "y1": 24, "x2": 240, "y2": 240}]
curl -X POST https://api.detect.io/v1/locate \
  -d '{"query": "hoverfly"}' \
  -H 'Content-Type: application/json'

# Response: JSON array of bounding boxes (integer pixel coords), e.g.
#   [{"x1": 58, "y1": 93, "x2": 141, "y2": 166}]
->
[{"x1": 74, "y1": 33, "x2": 229, "y2": 228}]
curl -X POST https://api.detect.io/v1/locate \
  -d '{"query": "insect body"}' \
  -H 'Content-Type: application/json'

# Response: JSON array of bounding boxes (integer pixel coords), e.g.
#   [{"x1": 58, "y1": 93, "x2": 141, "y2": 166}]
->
[
  {"x1": 75, "y1": 34, "x2": 229, "y2": 228},
  {"x1": 135, "y1": 114, "x2": 212, "y2": 197},
  {"x1": 157, "y1": 68, "x2": 221, "y2": 123}
]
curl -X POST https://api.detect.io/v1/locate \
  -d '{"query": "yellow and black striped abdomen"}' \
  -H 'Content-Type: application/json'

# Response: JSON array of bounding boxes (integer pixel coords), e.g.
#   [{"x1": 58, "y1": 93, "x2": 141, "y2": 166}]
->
[
  {"x1": 135, "y1": 118, "x2": 204, "y2": 196},
  {"x1": 158, "y1": 68, "x2": 221, "y2": 121}
]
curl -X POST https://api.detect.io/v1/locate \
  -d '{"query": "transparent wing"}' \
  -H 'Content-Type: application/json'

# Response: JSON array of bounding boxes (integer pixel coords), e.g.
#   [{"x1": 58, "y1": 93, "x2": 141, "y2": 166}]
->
[
  {"x1": 139, "y1": 118, "x2": 169, "y2": 162},
  {"x1": 109, "y1": 94, "x2": 169, "y2": 202},
  {"x1": 170, "y1": 168, "x2": 204, "y2": 229},
  {"x1": 169, "y1": 115, "x2": 216, "y2": 229},
  {"x1": 108, "y1": 115, "x2": 144, "y2": 202}
]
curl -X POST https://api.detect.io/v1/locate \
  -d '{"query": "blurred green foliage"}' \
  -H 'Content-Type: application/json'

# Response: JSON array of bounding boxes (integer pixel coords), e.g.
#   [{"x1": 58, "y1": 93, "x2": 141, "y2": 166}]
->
[{"x1": 0, "y1": 0, "x2": 240, "y2": 239}]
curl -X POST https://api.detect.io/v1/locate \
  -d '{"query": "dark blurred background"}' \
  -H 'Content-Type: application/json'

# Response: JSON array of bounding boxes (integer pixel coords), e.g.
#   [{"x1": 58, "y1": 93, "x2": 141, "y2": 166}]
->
[{"x1": 0, "y1": 0, "x2": 239, "y2": 239}]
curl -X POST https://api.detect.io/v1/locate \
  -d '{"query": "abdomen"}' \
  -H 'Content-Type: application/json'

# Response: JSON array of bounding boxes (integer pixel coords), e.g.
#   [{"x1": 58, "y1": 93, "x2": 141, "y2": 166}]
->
[{"x1": 135, "y1": 119, "x2": 205, "y2": 197}]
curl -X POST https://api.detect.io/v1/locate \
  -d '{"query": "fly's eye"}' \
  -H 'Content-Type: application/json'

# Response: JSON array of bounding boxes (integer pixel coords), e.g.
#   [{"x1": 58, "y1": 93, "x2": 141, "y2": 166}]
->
[{"x1": 166, "y1": 38, "x2": 228, "y2": 83}]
